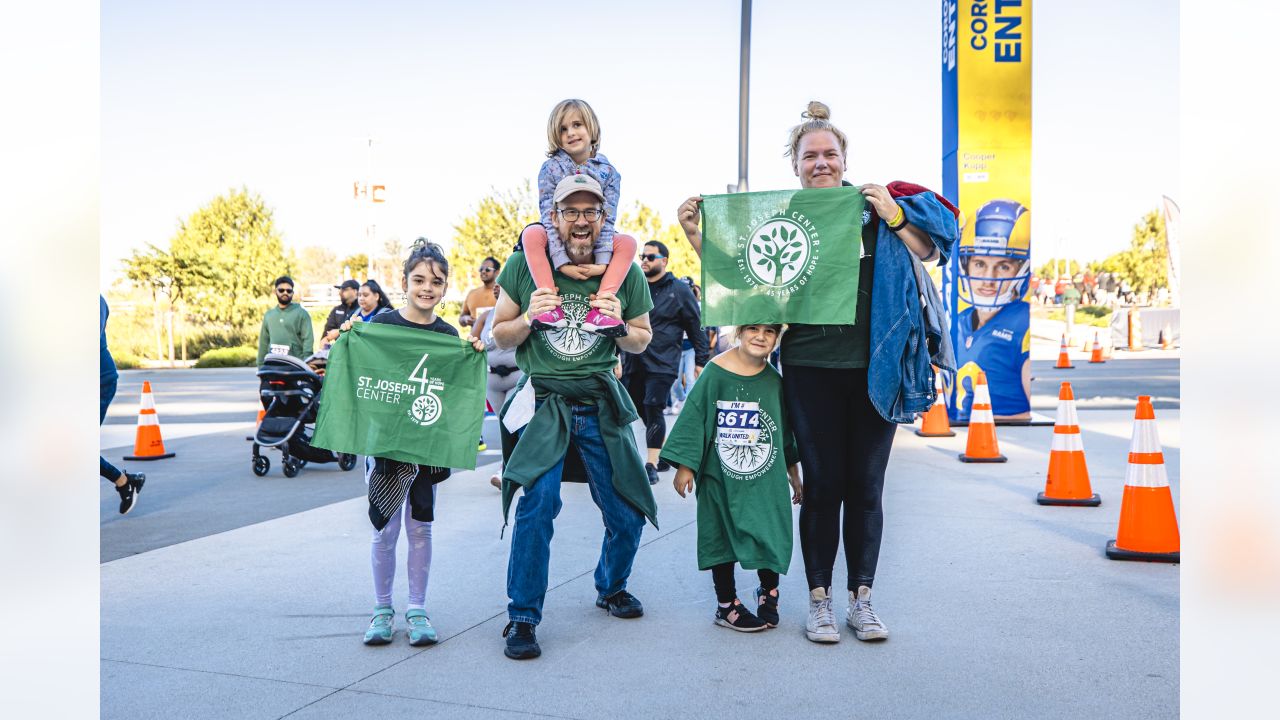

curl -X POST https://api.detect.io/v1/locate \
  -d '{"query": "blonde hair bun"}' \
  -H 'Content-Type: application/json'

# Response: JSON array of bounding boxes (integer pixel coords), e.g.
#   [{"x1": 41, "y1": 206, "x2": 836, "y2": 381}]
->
[{"x1": 802, "y1": 101, "x2": 831, "y2": 121}]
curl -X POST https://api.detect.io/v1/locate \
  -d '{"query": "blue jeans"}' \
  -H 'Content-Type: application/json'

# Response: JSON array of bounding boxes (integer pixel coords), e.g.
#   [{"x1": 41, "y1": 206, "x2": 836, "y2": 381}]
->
[
  {"x1": 670, "y1": 348, "x2": 696, "y2": 403},
  {"x1": 506, "y1": 404, "x2": 645, "y2": 626}
]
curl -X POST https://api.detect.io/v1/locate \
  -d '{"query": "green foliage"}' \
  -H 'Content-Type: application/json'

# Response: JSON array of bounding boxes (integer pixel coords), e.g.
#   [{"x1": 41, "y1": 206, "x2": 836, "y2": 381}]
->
[
  {"x1": 1095, "y1": 209, "x2": 1168, "y2": 294},
  {"x1": 1035, "y1": 258, "x2": 1080, "y2": 280},
  {"x1": 1046, "y1": 305, "x2": 1112, "y2": 327},
  {"x1": 297, "y1": 245, "x2": 340, "y2": 289},
  {"x1": 616, "y1": 202, "x2": 700, "y2": 284},
  {"x1": 124, "y1": 187, "x2": 290, "y2": 335},
  {"x1": 194, "y1": 346, "x2": 258, "y2": 368},
  {"x1": 112, "y1": 351, "x2": 143, "y2": 370},
  {"x1": 448, "y1": 182, "x2": 538, "y2": 287},
  {"x1": 342, "y1": 253, "x2": 370, "y2": 280}
]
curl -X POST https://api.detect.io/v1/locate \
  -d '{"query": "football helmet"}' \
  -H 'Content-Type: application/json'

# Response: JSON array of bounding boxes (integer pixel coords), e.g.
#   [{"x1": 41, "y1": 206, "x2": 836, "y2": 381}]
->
[{"x1": 957, "y1": 199, "x2": 1031, "y2": 308}]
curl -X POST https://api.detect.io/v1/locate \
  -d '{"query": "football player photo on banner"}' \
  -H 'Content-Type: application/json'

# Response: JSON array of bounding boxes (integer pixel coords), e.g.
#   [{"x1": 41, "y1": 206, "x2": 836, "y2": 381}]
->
[{"x1": 940, "y1": 0, "x2": 1033, "y2": 422}]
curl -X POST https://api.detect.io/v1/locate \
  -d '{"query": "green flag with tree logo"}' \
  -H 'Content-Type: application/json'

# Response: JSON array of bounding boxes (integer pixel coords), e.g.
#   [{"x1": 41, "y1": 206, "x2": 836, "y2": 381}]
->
[
  {"x1": 312, "y1": 322, "x2": 487, "y2": 469},
  {"x1": 700, "y1": 185, "x2": 864, "y2": 325}
]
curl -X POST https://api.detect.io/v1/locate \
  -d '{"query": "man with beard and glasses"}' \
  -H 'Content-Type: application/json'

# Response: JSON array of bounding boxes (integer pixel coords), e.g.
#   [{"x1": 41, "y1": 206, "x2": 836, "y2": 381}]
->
[
  {"x1": 256, "y1": 275, "x2": 315, "y2": 366},
  {"x1": 621, "y1": 241, "x2": 709, "y2": 486}
]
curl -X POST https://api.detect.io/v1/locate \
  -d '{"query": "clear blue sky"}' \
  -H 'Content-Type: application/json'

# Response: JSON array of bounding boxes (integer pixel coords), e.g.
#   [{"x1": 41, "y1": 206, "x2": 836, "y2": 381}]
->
[{"x1": 101, "y1": 0, "x2": 1178, "y2": 286}]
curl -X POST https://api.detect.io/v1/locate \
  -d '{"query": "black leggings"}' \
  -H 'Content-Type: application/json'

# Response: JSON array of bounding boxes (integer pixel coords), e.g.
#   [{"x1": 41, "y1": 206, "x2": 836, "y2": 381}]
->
[
  {"x1": 710, "y1": 563, "x2": 779, "y2": 604},
  {"x1": 783, "y1": 365, "x2": 897, "y2": 592},
  {"x1": 623, "y1": 369, "x2": 675, "y2": 450}
]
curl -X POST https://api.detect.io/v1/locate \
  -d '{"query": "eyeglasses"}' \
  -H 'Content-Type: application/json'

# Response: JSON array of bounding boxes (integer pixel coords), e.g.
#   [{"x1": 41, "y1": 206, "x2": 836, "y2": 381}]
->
[
  {"x1": 557, "y1": 208, "x2": 604, "y2": 222},
  {"x1": 639, "y1": 253, "x2": 664, "y2": 262},
  {"x1": 276, "y1": 288, "x2": 294, "y2": 294}
]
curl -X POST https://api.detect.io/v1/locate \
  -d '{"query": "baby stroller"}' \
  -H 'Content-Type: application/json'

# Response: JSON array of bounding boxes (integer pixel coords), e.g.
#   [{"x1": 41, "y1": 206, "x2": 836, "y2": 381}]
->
[{"x1": 250, "y1": 353, "x2": 357, "y2": 477}]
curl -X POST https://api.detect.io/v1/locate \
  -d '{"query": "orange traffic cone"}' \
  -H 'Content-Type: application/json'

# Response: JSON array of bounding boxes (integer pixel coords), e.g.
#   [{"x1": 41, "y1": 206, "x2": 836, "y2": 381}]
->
[
  {"x1": 1106, "y1": 396, "x2": 1179, "y2": 562},
  {"x1": 123, "y1": 381, "x2": 175, "y2": 461},
  {"x1": 959, "y1": 372, "x2": 1006, "y2": 463},
  {"x1": 1089, "y1": 332, "x2": 1106, "y2": 364},
  {"x1": 1054, "y1": 335, "x2": 1074, "y2": 369},
  {"x1": 1161, "y1": 324, "x2": 1174, "y2": 350},
  {"x1": 1037, "y1": 382, "x2": 1100, "y2": 506},
  {"x1": 1080, "y1": 334, "x2": 1091, "y2": 352},
  {"x1": 256, "y1": 408, "x2": 266, "y2": 425},
  {"x1": 916, "y1": 370, "x2": 955, "y2": 437}
]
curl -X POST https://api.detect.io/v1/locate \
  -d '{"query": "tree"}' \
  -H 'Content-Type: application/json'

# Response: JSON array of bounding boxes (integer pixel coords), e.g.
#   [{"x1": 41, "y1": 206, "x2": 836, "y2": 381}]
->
[
  {"x1": 297, "y1": 245, "x2": 339, "y2": 289},
  {"x1": 1096, "y1": 209, "x2": 1167, "y2": 294},
  {"x1": 128, "y1": 187, "x2": 290, "y2": 334},
  {"x1": 616, "y1": 202, "x2": 701, "y2": 284},
  {"x1": 341, "y1": 253, "x2": 369, "y2": 281},
  {"x1": 1035, "y1": 257, "x2": 1080, "y2": 280},
  {"x1": 448, "y1": 182, "x2": 538, "y2": 286}
]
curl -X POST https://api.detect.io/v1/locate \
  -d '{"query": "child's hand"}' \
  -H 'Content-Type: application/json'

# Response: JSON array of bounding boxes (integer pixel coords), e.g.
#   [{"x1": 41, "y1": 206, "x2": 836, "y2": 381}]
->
[
  {"x1": 559, "y1": 264, "x2": 591, "y2": 281},
  {"x1": 579, "y1": 264, "x2": 607, "y2": 278},
  {"x1": 788, "y1": 464, "x2": 803, "y2": 505},
  {"x1": 468, "y1": 336, "x2": 486, "y2": 353},
  {"x1": 673, "y1": 466, "x2": 694, "y2": 498}
]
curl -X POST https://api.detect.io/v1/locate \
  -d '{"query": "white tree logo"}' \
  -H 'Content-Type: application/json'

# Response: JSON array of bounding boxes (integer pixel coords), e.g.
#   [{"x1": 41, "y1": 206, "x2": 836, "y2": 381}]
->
[
  {"x1": 745, "y1": 217, "x2": 812, "y2": 288},
  {"x1": 409, "y1": 393, "x2": 441, "y2": 426},
  {"x1": 543, "y1": 294, "x2": 603, "y2": 359}
]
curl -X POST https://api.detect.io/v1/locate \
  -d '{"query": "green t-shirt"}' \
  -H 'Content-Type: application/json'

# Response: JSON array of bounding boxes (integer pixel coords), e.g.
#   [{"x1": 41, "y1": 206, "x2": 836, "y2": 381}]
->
[
  {"x1": 779, "y1": 217, "x2": 878, "y2": 368},
  {"x1": 497, "y1": 251, "x2": 654, "y2": 379},
  {"x1": 659, "y1": 362, "x2": 799, "y2": 573}
]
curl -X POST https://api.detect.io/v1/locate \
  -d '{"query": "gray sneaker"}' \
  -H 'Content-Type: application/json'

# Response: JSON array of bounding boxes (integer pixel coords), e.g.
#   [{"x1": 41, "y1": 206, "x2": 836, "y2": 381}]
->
[
  {"x1": 805, "y1": 587, "x2": 840, "y2": 643},
  {"x1": 846, "y1": 586, "x2": 889, "y2": 641}
]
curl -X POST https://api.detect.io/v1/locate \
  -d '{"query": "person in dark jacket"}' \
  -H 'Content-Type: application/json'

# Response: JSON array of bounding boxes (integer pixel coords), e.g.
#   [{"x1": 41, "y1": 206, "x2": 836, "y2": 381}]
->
[
  {"x1": 322, "y1": 279, "x2": 360, "y2": 344},
  {"x1": 620, "y1": 241, "x2": 710, "y2": 485}
]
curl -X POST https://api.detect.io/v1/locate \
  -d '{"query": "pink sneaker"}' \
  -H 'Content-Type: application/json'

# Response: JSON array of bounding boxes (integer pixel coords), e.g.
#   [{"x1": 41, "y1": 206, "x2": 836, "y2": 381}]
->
[
  {"x1": 582, "y1": 308, "x2": 627, "y2": 338},
  {"x1": 530, "y1": 306, "x2": 568, "y2": 332}
]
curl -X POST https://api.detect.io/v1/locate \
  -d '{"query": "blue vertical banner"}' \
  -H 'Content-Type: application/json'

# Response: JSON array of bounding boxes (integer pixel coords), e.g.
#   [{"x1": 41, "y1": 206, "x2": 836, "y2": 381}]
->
[{"x1": 940, "y1": 0, "x2": 1033, "y2": 423}]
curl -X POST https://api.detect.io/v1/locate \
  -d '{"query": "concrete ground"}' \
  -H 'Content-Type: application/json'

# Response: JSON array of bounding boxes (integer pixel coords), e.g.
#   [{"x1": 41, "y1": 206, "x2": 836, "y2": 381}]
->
[{"x1": 102, "y1": 403, "x2": 1179, "y2": 719}]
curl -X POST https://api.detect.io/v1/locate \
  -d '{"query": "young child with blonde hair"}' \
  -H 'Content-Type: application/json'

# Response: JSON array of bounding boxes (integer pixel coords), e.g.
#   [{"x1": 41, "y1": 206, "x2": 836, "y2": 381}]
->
[{"x1": 521, "y1": 98, "x2": 636, "y2": 337}]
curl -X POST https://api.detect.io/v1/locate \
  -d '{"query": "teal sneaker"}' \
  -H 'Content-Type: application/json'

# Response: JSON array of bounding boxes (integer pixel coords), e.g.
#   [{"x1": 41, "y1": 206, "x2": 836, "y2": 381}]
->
[
  {"x1": 363, "y1": 606, "x2": 394, "y2": 645},
  {"x1": 404, "y1": 608, "x2": 438, "y2": 646}
]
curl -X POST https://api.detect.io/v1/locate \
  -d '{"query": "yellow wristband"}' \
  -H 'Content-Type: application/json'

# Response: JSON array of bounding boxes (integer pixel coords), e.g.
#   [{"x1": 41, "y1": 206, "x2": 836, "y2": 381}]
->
[{"x1": 888, "y1": 205, "x2": 905, "y2": 228}]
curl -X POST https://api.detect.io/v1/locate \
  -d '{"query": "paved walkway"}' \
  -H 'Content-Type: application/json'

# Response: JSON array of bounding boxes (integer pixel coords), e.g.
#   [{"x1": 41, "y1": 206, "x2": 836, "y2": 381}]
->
[{"x1": 102, "y1": 408, "x2": 1179, "y2": 719}]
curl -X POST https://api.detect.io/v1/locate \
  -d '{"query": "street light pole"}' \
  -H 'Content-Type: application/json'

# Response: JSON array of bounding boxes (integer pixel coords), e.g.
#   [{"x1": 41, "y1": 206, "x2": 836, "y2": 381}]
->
[{"x1": 736, "y1": 0, "x2": 751, "y2": 193}]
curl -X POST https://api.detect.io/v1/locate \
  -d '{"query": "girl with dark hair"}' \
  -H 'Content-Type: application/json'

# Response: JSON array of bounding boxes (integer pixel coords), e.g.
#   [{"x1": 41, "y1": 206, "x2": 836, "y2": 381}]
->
[{"x1": 359, "y1": 238, "x2": 485, "y2": 647}]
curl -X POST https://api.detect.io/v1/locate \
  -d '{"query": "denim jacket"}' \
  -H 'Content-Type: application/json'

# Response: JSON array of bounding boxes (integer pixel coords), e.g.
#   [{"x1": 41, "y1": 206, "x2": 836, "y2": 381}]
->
[{"x1": 867, "y1": 189, "x2": 959, "y2": 423}]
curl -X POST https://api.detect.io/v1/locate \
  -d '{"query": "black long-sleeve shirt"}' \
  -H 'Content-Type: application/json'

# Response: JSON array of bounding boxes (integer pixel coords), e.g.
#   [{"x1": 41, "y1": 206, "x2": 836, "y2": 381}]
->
[{"x1": 622, "y1": 272, "x2": 709, "y2": 376}]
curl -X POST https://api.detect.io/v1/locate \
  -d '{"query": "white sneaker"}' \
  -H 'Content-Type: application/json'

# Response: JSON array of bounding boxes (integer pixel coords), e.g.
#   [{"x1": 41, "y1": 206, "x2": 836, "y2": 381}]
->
[
  {"x1": 805, "y1": 587, "x2": 840, "y2": 643},
  {"x1": 846, "y1": 586, "x2": 889, "y2": 641}
]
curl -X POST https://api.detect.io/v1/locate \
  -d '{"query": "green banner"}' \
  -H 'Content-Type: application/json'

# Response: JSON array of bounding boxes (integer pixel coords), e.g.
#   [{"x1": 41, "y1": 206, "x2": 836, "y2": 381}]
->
[
  {"x1": 700, "y1": 185, "x2": 864, "y2": 325},
  {"x1": 312, "y1": 322, "x2": 486, "y2": 469}
]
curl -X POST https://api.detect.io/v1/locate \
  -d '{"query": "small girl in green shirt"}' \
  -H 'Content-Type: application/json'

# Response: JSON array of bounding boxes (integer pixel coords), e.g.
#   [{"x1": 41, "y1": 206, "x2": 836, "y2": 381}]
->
[{"x1": 661, "y1": 324, "x2": 802, "y2": 632}]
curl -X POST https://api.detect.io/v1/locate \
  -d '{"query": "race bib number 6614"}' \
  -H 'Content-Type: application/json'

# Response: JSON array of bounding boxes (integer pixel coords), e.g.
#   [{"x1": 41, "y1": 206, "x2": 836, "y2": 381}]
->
[{"x1": 716, "y1": 400, "x2": 760, "y2": 446}]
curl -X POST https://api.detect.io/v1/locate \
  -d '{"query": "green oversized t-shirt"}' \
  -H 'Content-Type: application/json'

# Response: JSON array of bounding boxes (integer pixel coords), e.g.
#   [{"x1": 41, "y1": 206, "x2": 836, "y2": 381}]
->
[
  {"x1": 659, "y1": 362, "x2": 799, "y2": 573},
  {"x1": 497, "y1": 251, "x2": 653, "y2": 379}
]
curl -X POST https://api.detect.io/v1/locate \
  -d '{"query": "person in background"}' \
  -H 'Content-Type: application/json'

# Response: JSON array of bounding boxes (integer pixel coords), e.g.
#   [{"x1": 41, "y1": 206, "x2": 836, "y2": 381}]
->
[
  {"x1": 256, "y1": 276, "x2": 314, "y2": 365},
  {"x1": 322, "y1": 279, "x2": 360, "y2": 344},
  {"x1": 621, "y1": 242, "x2": 709, "y2": 486},
  {"x1": 100, "y1": 295, "x2": 145, "y2": 514},
  {"x1": 459, "y1": 257, "x2": 500, "y2": 327},
  {"x1": 470, "y1": 282, "x2": 523, "y2": 489}
]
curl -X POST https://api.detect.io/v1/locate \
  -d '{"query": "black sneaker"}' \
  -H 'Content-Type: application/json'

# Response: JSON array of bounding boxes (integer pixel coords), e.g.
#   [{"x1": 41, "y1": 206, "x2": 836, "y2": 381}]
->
[
  {"x1": 502, "y1": 621, "x2": 540, "y2": 660},
  {"x1": 596, "y1": 590, "x2": 644, "y2": 618},
  {"x1": 655, "y1": 459, "x2": 672, "y2": 473},
  {"x1": 644, "y1": 463, "x2": 659, "y2": 486},
  {"x1": 116, "y1": 471, "x2": 145, "y2": 515},
  {"x1": 755, "y1": 586, "x2": 780, "y2": 627},
  {"x1": 714, "y1": 598, "x2": 768, "y2": 632}
]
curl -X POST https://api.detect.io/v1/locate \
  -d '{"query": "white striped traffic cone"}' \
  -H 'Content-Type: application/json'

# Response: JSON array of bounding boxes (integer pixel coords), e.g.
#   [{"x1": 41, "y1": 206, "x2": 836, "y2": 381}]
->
[
  {"x1": 1106, "y1": 396, "x2": 1179, "y2": 562},
  {"x1": 959, "y1": 372, "x2": 1006, "y2": 463},
  {"x1": 916, "y1": 370, "x2": 955, "y2": 437},
  {"x1": 123, "y1": 381, "x2": 175, "y2": 461},
  {"x1": 1037, "y1": 382, "x2": 1100, "y2": 506}
]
